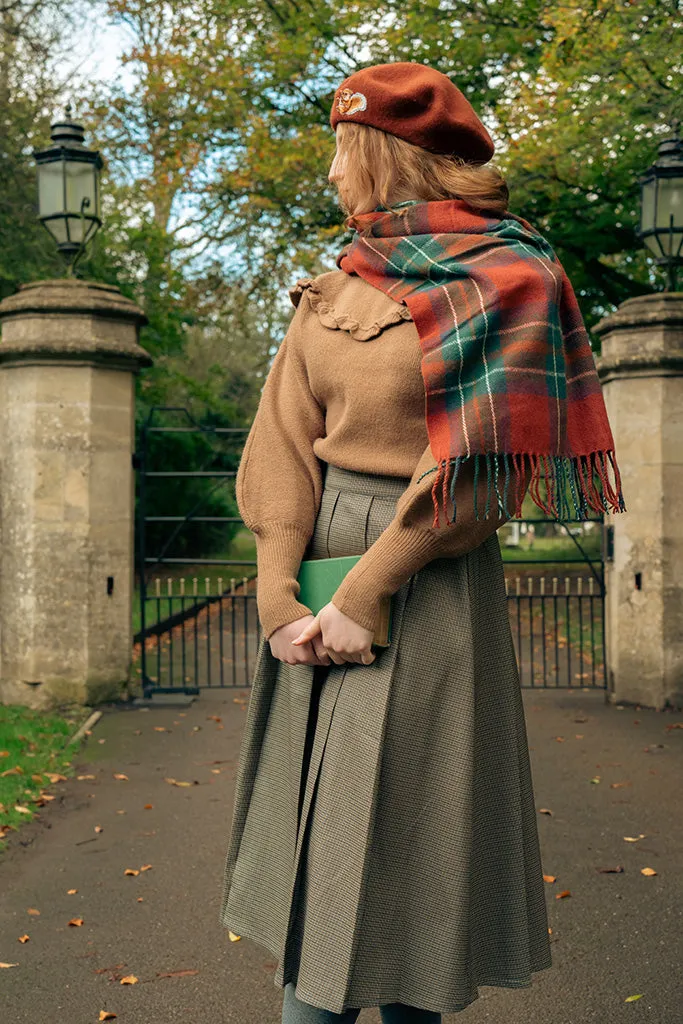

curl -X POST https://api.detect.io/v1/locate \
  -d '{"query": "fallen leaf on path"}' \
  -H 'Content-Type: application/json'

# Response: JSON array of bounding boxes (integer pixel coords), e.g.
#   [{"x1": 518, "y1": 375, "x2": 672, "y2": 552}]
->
[
  {"x1": 68, "y1": 918, "x2": 84, "y2": 927},
  {"x1": 140, "y1": 864, "x2": 153, "y2": 872},
  {"x1": 610, "y1": 782, "x2": 631, "y2": 789},
  {"x1": 154, "y1": 727, "x2": 169, "y2": 732},
  {"x1": 77, "y1": 774, "x2": 97, "y2": 781},
  {"x1": 14, "y1": 805, "x2": 31, "y2": 814},
  {"x1": 555, "y1": 890, "x2": 571, "y2": 899},
  {"x1": 641, "y1": 867, "x2": 657, "y2": 876},
  {"x1": 99, "y1": 1012, "x2": 117, "y2": 1020},
  {"x1": 67, "y1": 889, "x2": 78, "y2": 894},
  {"x1": 95, "y1": 826, "x2": 104, "y2": 833},
  {"x1": 207, "y1": 715, "x2": 222, "y2": 723},
  {"x1": 624, "y1": 835, "x2": 646, "y2": 842},
  {"x1": 228, "y1": 932, "x2": 241, "y2": 941},
  {"x1": 27, "y1": 908, "x2": 40, "y2": 916},
  {"x1": 625, "y1": 994, "x2": 643, "y2": 1002},
  {"x1": 163, "y1": 777, "x2": 194, "y2": 787},
  {"x1": 590, "y1": 776, "x2": 601, "y2": 784},
  {"x1": 155, "y1": 968, "x2": 200, "y2": 978},
  {"x1": 45, "y1": 772, "x2": 68, "y2": 783},
  {"x1": 553, "y1": 736, "x2": 565, "y2": 742},
  {"x1": 543, "y1": 874, "x2": 556, "y2": 883},
  {"x1": 113, "y1": 773, "x2": 129, "y2": 781},
  {"x1": 18, "y1": 935, "x2": 29, "y2": 943},
  {"x1": 0, "y1": 962, "x2": 19, "y2": 968},
  {"x1": 144, "y1": 803, "x2": 153, "y2": 809},
  {"x1": 93, "y1": 963, "x2": 126, "y2": 975},
  {"x1": 538, "y1": 808, "x2": 553, "y2": 815},
  {"x1": 120, "y1": 975, "x2": 138, "y2": 984},
  {"x1": 124, "y1": 869, "x2": 140, "y2": 876}
]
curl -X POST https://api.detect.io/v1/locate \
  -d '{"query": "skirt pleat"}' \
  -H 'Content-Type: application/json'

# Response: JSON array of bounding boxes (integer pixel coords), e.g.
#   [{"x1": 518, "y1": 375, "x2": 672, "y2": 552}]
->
[{"x1": 219, "y1": 461, "x2": 552, "y2": 1014}]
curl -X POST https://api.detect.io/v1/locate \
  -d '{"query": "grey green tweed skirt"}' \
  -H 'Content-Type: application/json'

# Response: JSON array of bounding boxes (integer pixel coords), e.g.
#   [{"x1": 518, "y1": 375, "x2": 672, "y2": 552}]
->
[{"x1": 219, "y1": 461, "x2": 552, "y2": 1014}]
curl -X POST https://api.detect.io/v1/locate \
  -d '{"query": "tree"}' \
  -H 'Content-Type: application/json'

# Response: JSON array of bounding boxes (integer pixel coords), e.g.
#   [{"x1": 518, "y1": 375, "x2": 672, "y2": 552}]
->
[{"x1": 96, "y1": 0, "x2": 681, "y2": 336}]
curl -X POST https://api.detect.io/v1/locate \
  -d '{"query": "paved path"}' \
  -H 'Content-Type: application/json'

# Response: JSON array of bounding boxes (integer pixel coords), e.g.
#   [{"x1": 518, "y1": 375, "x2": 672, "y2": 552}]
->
[{"x1": 1, "y1": 685, "x2": 681, "y2": 1023}]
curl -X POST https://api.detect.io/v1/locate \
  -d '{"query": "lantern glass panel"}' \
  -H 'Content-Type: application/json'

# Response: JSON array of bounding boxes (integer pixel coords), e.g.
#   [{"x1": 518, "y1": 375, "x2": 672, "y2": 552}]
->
[
  {"x1": 64, "y1": 213, "x2": 100, "y2": 246},
  {"x1": 641, "y1": 176, "x2": 660, "y2": 257},
  {"x1": 65, "y1": 158, "x2": 99, "y2": 222},
  {"x1": 38, "y1": 159, "x2": 65, "y2": 218},
  {"x1": 655, "y1": 176, "x2": 683, "y2": 258},
  {"x1": 44, "y1": 215, "x2": 68, "y2": 244}
]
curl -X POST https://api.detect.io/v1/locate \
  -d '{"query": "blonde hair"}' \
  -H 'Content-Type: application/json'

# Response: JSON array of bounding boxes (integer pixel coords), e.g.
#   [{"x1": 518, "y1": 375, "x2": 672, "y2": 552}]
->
[{"x1": 333, "y1": 121, "x2": 509, "y2": 224}]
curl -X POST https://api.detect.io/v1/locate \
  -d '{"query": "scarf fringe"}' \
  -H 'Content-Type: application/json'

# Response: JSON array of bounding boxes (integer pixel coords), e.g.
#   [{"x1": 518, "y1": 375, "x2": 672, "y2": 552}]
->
[{"x1": 420, "y1": 451, "x2": 627, "y2": 528}]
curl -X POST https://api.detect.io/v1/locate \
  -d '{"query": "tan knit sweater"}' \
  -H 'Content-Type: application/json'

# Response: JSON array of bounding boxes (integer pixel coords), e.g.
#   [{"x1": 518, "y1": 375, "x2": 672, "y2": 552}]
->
[{"x1": 236, "y1": 269, "x2": 527, "y2": 640}]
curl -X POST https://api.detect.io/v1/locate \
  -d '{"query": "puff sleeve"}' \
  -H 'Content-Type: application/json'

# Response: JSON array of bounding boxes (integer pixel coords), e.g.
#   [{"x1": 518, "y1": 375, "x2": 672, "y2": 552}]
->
[{"x1": 236, "y1": 291, "x2": 326, "y2": 640}]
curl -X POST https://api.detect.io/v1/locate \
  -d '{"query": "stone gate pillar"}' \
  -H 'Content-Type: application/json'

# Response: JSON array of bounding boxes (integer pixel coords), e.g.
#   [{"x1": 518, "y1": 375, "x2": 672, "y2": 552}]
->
[
  {"x1": 595, "y1": 292, "x2": 683, "y2": 710},
  {"x1": 0, "y1": 279, "x2": 152, "y2": 709}
]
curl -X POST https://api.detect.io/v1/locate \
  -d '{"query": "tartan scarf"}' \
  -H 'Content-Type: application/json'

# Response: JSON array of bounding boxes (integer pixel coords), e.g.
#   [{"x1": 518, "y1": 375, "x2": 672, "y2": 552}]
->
[{"x1": 337, "y1": 198, "x2": 626, "y2": 528}]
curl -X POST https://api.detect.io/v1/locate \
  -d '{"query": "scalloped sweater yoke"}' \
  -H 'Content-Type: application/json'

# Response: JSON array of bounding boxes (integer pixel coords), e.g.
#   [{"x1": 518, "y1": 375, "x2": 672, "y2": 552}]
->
[{"x1": 236, "y1": 269, "x2": 522, "y2": 640}]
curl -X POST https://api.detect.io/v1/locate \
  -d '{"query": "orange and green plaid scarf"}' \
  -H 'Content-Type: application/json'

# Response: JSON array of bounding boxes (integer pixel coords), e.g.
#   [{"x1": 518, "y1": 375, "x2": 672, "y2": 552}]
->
[{"x1": 337, "y1": 198, "x2": 626, "y2": 527}]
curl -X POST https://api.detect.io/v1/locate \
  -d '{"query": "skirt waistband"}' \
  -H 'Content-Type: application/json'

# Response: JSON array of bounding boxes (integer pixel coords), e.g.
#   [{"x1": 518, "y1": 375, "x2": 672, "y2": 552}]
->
[{"x1": 323, "y1": 461, "x2": 412, "y2": 502}]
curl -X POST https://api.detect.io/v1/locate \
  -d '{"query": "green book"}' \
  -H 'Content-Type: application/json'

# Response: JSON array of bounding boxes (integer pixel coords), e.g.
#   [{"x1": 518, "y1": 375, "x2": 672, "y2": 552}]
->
[{"x1": 296, "y1": 554, "x2": 393, "y2": 648}]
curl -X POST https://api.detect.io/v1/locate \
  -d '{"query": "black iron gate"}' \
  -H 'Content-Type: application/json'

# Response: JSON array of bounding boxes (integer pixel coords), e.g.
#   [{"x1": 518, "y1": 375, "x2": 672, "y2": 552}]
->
[
  {"x1": 134, "y1": 406, "x2": 607, "y2": 696},
  {"x1": 134, "y1": 407, "x2": 259, "y2": 696},
  {"x1": 500, "y1": 521, "x2": 607, "y2": 689}
]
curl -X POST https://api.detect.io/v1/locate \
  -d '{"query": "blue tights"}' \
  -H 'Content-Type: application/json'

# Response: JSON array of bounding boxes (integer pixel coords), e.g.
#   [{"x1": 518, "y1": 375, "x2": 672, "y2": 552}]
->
[{"x1": 282, "y1": 982, "x2": 442, "y2": 1023}]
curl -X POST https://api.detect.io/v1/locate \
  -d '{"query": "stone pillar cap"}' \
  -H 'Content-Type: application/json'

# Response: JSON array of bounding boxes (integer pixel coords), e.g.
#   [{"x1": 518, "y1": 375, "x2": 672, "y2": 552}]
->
[
  {"x1": 594, "y1": 291, "x2": 683, "y2": 336},
  {"x1": 0, "y1": 277, "x2": 153, "y2": 371}
]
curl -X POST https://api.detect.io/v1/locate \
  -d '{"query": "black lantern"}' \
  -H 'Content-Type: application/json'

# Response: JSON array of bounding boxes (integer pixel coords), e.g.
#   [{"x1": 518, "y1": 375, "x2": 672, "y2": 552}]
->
[
  {"x1": 637, "y1": 122, "x2": 683, "y2": 292},
  {"x1": 33, "y1": 104, "x2": 103, "y2": 273}
]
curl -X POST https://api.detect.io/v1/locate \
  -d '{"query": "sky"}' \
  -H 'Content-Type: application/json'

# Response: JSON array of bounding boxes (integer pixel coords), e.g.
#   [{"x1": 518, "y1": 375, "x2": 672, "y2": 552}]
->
[{"x1": 63, "y1": 9, "x2": 133, "y2": 97}]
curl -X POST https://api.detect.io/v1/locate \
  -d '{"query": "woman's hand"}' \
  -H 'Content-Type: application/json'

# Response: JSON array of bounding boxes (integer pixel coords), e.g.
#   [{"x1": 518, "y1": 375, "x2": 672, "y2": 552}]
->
[
  {"x1": 269, "y1": 615, "x2": 332, "y2": 666},
  {"x1": 291, "y1": 602, "x2": 376, "y2": 666}
]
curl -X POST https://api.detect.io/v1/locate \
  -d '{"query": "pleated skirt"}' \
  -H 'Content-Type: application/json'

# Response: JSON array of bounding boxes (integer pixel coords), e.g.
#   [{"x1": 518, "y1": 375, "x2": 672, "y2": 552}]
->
[{"x1": 219, "y1": 461, "x2": 553, "y2": 1014}]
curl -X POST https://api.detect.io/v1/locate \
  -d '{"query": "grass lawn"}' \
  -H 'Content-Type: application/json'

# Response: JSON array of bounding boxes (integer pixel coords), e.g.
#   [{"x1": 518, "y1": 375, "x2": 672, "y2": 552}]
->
[
  {"x1": 0, "y1": 703, "x2": 92, "y2": 855},
  {"x1": 501, "y1": 534, "x2": 602, "y2": 565}
]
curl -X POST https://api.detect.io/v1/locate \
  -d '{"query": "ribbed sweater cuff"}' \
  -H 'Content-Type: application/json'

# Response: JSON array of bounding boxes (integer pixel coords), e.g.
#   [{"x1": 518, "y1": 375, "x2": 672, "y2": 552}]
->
[
  {"x1": 253, "y1": 521, "x2": 314, "y2": 640},
  {"x1": 330, "y1": 522, "x2": 445, "y2": 635}
]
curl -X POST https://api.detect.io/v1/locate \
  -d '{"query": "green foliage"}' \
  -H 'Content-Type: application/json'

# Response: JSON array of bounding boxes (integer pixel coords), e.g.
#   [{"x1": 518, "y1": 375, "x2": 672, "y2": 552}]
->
[{"x1": 95, "y1": 0, "x2": 680, "y2": 333}]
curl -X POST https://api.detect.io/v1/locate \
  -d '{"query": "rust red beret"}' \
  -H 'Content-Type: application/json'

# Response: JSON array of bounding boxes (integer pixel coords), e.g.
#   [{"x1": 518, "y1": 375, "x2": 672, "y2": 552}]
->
[{"x1": 330, "y1": 62, "x2": 494, "y2": 163}]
